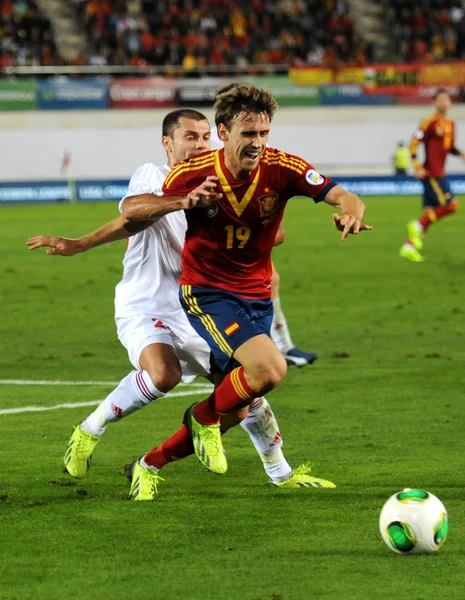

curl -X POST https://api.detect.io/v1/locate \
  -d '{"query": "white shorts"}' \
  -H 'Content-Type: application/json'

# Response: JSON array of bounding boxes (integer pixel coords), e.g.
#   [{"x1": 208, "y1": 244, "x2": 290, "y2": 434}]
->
[{"x1": 116, "y1": 311, "x2": 211, "y2": 384}]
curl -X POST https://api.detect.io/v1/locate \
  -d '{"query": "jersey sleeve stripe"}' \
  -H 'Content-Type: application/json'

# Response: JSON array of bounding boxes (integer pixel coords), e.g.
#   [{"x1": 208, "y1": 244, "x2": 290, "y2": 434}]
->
[
  {"x1": 276, "y1": 152, "x2": 308, "y2": 169},
  {"x1": 164, "y1": 154, "x2": 215, "y2": 187},
  {"x1": 164, "y1": 157, "x2": 215, "y2": 189},
  {"x1": 420, "y1": 115, "x2": 436, "y2": 131},
  {"x1": 265, "y1": 155, "x2": 307, "y2": 173},
  {"x1": 278, "y1": 157, "x2": 306, "y2": 174},
  {"x1": 165, "y1": 155, "x2": 215, "y2": 187},
  {"x1": 264, "y1": 150, "x2": 307, "y2": 170},
  {"x1": 189, "y1": 150, "x2": 217, "y2": 164},
  {"x1": 270, "y1": 152, "x2": 308, "y2": 170}
]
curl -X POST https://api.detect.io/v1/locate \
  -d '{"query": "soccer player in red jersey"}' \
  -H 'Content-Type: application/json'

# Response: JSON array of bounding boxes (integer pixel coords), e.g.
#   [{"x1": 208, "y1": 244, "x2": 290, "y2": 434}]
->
[
  {"x1": 400, "y1": 89, "x2": 465, "y2": 262},
  {"x1": 122, "y1": 84, "x2": 371, "y2": 497}
]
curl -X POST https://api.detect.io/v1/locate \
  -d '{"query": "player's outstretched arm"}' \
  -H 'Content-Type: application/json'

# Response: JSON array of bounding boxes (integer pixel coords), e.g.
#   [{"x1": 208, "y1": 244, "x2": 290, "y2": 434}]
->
[
  {"x1": 26, "y1": 215, "x2": 153, "y2": 256},
  {"x1": 323, "y1": 184, "x2": 372, "y2": 242},
  {"x1": 122, "y1": 176, "x2": 222, "y2": 221}
]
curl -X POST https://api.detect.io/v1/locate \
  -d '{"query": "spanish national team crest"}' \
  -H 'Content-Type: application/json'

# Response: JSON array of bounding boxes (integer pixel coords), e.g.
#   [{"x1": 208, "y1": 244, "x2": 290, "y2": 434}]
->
[{"x1": 258, "y1": 193, "x2": 279, "y2": 217}]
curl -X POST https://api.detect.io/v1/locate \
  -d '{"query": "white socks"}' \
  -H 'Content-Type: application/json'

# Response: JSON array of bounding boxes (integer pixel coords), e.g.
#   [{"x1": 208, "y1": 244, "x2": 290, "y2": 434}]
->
[
  {"x1": 81, "y1": 370, "x2": 166, "y2": 436},
  {"x1": 240, "y1": 397, "x2": 292, "y2": 483},
  {"x1": 140, "y1": 456, "x2": 159, "y2": 472},
  {"x1": 270, "y1": 297, "x2": 294, "y2": 353},
  {"x1": 412, "y1": 220, "x2": 424, "y2": 233}
]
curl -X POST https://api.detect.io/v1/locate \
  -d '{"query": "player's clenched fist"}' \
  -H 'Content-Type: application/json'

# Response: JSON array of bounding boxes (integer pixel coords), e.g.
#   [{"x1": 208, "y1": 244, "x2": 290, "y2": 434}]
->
[{"x1": 185, "y1": 176, "x2": 223, "y2": 209}]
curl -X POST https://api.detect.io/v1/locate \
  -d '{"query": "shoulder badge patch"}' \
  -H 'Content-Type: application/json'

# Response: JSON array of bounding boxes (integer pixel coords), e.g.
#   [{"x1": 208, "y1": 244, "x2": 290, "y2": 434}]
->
[{"x1": 305, "y1": 169, "x2": 324, "y2": 185}]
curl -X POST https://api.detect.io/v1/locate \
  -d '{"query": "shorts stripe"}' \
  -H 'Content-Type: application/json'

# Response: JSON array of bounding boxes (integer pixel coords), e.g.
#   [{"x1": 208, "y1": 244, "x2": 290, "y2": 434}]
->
[
  {"x1": 230, "y1": 367, "x2": 250, "y2": 400},
  {"x1": 181, "y1": 285, "x2": 233, "y2": 356},
  {"x1": 429, "y1": 178, "x2": 447, "y2": 206},
  {"x1": 425, "y1": 208, "x2": 437, "y2": 222}
]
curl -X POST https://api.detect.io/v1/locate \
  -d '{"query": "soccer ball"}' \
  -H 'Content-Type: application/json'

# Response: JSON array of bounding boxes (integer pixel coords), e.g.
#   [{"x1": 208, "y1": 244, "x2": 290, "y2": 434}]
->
[{"x1": 379, "y1": 488, "x2": 449, "y2": 554}]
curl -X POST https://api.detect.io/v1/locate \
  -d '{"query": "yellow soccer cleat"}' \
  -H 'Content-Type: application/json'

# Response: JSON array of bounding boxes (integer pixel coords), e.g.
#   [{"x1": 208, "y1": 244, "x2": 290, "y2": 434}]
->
[
  {"x1": 407, "y1": 220, "x2": 424, "y2": 250},
  {"x1": 272, "y1": 464, "x2": 336, "y2": 489},
  {"x1": 399, "y1": 244, "x2": 425, "y2": 263},
  {"x1": 64, "y1": 426, "x2": 99, "y2": 478},
  {"x1": 184, "y1": 404, "x2": 227, "y2": 474},
  {"x1": 128, "y1": 460, "x2": 164, "y2": 501}
]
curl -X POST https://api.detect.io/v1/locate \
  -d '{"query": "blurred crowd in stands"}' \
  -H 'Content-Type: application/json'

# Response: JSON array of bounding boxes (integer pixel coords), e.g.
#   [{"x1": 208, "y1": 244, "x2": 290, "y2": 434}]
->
[
  {"x1": 1, "y1": 0, "x2": 370, "y2": 69},
  {"x1": 1, "y1": 0, "x2": 465, "y2": 69},
  {"x1": 0, "y1": 0, "x2": 63, "y2": 67},
  {"x1": 381, "y1": 0, "x2": 465, "y2": 62},
  {"x1": 76, "y1": 0, "x2": 371, "y2": 69}
]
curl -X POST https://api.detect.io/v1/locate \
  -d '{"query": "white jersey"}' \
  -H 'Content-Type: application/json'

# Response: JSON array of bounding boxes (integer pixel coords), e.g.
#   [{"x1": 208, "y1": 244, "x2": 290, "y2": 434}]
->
[{"x1": 114, "y1": 163, "x2": 187, "y2": 318}]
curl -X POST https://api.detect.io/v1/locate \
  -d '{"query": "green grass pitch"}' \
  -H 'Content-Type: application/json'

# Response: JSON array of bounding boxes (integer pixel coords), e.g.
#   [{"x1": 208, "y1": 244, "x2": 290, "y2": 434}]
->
[{"x1": 0, "y1": 197, "x2": 464, "y2": 600}]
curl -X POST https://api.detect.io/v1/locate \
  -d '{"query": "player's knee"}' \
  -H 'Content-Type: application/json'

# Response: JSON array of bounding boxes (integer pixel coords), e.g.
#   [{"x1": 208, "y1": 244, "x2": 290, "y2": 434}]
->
[
  {"x1": 450, "y1": 199, "x2": 460, "y2": 212},
  {"x1": 266, "y1": 361, "x2": 287, "y2": 389},
  {"x1": 254, "y1": 354, "x2": 287, "y2": 392},
  {"x1": 146, "y1": 364, "x2": 182, "y2": 394}
]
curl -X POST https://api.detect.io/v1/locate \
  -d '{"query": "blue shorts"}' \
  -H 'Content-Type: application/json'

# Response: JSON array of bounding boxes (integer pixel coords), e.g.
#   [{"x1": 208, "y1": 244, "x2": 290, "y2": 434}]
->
[
  {"x1": 179, "y1": 285, "x2": 273, "y2": 375},
  {"x1": 422, "y1": 177, "x2": 455, "y2": 208}
]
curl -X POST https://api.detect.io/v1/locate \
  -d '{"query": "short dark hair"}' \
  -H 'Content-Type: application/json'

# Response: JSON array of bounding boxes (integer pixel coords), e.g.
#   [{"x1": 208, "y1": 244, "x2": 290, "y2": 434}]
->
[
  {"x1": 214, "y1": 84, "x2": 278, "y2": 130},
  {"x1": 434, "y1": 88, "x2": 450, "y2": 100},
  {"x1": 162, "y1": 109, "x2": 208, "y2": 137}
]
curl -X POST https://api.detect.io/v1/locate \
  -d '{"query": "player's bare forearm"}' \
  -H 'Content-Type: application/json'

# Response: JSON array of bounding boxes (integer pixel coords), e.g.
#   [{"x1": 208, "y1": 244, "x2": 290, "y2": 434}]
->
[
  {"x1": 323, "y1": 185, "x2": 365, "y2": 220},
  {"x1": 26, "y1": 216, "x2": 154, "y2": 256},
  {"x1": 123, "y1": 177, "x2": 222, "y2": 221},
  {"x1": 122, "y1": 193, "x2": 189, "y2": 221},
  {"x1": 78, "y1": 216, "x2": 154, "y2": 250}
]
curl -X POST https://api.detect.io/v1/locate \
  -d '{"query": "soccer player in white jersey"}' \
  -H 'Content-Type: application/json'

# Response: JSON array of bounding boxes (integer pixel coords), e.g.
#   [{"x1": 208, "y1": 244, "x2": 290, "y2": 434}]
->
[
  {"x1": 210, "y1": 122, "x2": 318, "y2": 368},
  {"x1": 28, "y1": 109, "x2": 319, "y2": 500}
]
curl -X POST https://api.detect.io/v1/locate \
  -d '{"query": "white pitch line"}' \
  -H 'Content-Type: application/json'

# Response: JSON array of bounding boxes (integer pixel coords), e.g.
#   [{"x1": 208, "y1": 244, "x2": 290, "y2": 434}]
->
[
  {"x1": 0, "y1": 388, "x2": 213, "y2": 416},
  {"x1": 0, "y1": 379, "x2": 210, "y2": 388}
]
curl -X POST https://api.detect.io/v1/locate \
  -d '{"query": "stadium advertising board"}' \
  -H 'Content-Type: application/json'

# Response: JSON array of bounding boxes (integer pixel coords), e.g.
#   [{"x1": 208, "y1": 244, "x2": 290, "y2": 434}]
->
[
  {"x1": 178, "y1": 76, "x2": 320, "y2": 107},
  {"x1": 421, "y1": 63, "x2": 465, "y2": 87},
  {"x1": 394, "y1": 85, "x2": 462, "y2": 105},
  {"x1": 251, "y1": 76, "x2": 320, "y2": 106},
  {"x1": 288, "y1": 68, "x2": 333, "y2": 86},
  {"x1": 291, "y1": 62, "x2": 465, "y2": 95},
  {"x1": 319, "y1": 84, "x2": 394, "y2": 105},
  {"x1": 0, "y1": 180, "x2": 128, "y2": 203},
  {"x1": 336, "y1": 175, "x2": 465, "y2": 197},
  {"x1": 109, "y1": 77, "x2": 178, "y2": 109},
  {"x1": 0, "y1": 79, "x2": 37, "y2": 111},
  {"x1": 38, "y1": 79, "x2": 108, "y2": 110},
  {"x1": 334, "y1": 67, "x2": 365, "y2": 85},
  {"x1": 178, "y1": 77, "x2": 250, "y2": 106},
  {"x1": 3, "y1": 176, "x2": 465, "y2": 203}
]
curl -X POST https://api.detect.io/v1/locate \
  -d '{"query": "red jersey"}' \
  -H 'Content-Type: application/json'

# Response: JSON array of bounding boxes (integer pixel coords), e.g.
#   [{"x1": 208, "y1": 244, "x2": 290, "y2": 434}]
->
[
  {"x1": 162, "y1": 147, "x2": 336, "y2": 299},
  {"x1": 410, "y1": 114, "x2": 460, "y2": 177}
]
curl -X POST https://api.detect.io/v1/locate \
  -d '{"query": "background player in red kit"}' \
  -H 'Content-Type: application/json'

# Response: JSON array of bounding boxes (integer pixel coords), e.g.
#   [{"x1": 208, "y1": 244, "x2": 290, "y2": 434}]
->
[
  {"x1": 122, "y1": 84, "x2": 372, "y2": 498},
  {"x1": 400, "y1": 88, "x2": 465, "y2": 263}
]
